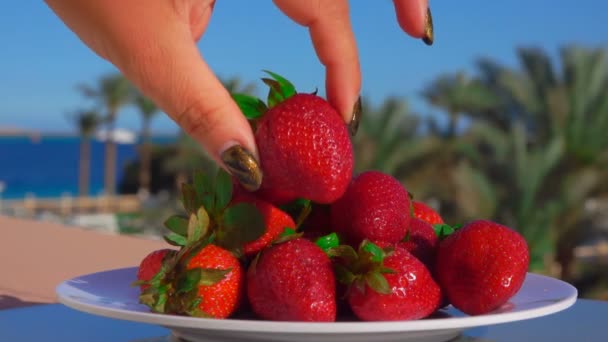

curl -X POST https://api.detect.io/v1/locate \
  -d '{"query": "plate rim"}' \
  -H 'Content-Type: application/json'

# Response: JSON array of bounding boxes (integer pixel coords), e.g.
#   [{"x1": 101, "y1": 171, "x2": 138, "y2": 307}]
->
[{"x1": 56, "y1": 267, "x2": 578, "y2": 334}]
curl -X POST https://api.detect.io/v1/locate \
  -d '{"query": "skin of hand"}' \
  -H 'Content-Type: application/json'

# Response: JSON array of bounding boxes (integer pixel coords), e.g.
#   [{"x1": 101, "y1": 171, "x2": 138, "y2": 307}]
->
[{"x1": 44, "y1": 0, "x2": 431, "y2": 191}]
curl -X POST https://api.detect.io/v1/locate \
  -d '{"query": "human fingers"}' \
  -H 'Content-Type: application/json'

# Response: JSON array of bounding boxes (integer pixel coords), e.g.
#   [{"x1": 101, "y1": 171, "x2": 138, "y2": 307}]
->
[
  {"x1": 273, "y1": 0, "x2": 361, "y2": 134},
  {"x1": 392, "y1": 0, "x2": 433, "y2": 45}
]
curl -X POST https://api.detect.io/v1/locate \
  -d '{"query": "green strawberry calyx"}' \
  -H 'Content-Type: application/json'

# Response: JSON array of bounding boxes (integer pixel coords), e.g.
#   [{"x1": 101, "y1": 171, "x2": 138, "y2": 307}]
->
[
  {"x1": 135, "y1": 168, "x2": 267, "y2": 317},
  {"x1": 232, "y1": 70, "x2": 306, "y2": 122},
  {"x1": 433, "y1": 223, "x2": 463, "y2": 240},
  {"x1": 328, "y1": 240, "x2": 396, "y2": 295}
]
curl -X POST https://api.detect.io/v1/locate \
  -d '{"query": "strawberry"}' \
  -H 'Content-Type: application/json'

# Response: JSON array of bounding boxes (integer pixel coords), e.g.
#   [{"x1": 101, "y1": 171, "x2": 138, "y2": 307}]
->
[
  {"x1": 334, "y1": 241, "x2": 441, "y2": 321},
  {"x1": 185, "y1": 244, "x2": 244, "y2": 318},
  {"x1": 398, "y1": 217, "x2": 438, "y2": 269},
  {"x1": 234, "y1": 71, "x2": 353, "y2": 204},
  {"x1": 136, "y1": 168, "x2": 265, "y2": 318},
  {"x1": 231, "y1": 191, "x2": 296, "y2": 256},
  {"x1": 136, "y1": 249, "x2": 176, "y2": 291},
  {"x1": 412, "y1": 201, "x2": 444, "y2": 225},
  {"x1": 436, "y1": 219, "x2": 530, "y2": 315},
  {"x1": 247, "y1": 238, "x2": 336, "y2": 321},
  {"x1": 330, "y1": 171, "x2": 411, "y2": 246}
]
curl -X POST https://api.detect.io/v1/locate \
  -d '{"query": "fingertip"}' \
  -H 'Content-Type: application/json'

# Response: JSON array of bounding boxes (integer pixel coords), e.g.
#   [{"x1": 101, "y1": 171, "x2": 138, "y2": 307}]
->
[
  {"x1": 393, "y1": 0, "x2": 428, "y2": 39},
  {"x1": 325, "y1": 62, "x2": 361, "y2": 124}
]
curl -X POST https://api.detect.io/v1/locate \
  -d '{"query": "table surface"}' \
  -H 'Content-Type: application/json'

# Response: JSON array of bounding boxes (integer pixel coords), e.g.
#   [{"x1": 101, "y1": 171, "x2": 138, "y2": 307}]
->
[{"x1": 0, "y1": 299, "x2": 606, "y2": 342}]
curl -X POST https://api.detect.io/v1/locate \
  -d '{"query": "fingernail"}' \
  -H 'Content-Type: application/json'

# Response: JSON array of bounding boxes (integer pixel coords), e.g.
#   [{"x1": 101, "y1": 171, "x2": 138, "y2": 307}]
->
[
  {"x1": 422, "y1": 7, "x2": 434, "y2": 46},
  {"x1": 220, "y1": 144, "x2": 263, "y2": 192},
  {"x1": 348, "y1": 96, "x2": 362, "y2": 137}
]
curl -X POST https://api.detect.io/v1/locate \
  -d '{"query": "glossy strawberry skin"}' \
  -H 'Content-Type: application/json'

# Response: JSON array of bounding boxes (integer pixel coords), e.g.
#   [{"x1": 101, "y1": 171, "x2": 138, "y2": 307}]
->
[
  {"x1": 247, "y1": 238, "x2": 336, "y2": 321},
  {"x1": 136, "y1": 249, "x2": 175, "y2": 291},
  {"x1": 187, "y1": 244, "x2": 244, "y2": 319},
  {"x1": 436, "y1": 220, "x2": 530, "y2": 315},
  {"x1": 348, "y1": 246, "x2": 441, "y2": 321},
  {"x1": 231, "y1": 191, "x2": 296, "y2": 256},
  {"x1": 412, "y1": 201, "x2": 444, "y2": 225},
  {"x1": 331, "y1": 171, "x2": 411, "y2": 246},
  {"x1": 255, "y1": 93, "x2": 353, "y2": 204},
  {"x1": 398, "y1": 217, "x2": 439, "y2": 269}
]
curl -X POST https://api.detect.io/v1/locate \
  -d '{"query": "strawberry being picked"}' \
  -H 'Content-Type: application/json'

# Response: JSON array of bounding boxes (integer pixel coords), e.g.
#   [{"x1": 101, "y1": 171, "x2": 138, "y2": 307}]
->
[
  {"x1": 436, "y1": 219, "x2": 530, "y2": 315},
  {"x1": 233, "y1": 71, "x2": 353, "y2": 204},
  {"x1": 333, "y1": 241, "x2": 442, "y2": 321},
  {"x1": 330, "y1": 171, "x2": 411, "y2": 246},
  {"x1": 247, "y1": 237, "x2": 337, "y2": 322}
]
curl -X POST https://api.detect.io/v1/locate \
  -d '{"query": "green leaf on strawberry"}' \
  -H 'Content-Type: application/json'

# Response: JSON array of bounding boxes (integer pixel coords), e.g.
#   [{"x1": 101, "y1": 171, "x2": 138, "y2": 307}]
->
[
  {"x1": 214, "y1": 168, "x2": 233, "y2": 211},
  {"x1": 232, "y1": 93, "x2": 267, "y2": 119},
  {"x1": 315, "y1": 232, "x2": 340, "y2": 252},
  {"x1": 164, "y1": 232, "x2": 188, "y2": 247},
  {"x1": 193, "y1": 169, "x2": 214, "y2": 212},
  {"x1": 217, "y1": 202, "x2": 265, "y2": 251},
  {"x1": 187, "y1": 207, "x2": 209, "y2": 245},
  {"x1": 176, "y1": 268, "x2": 202, "y2": 294},
  {"x1": 364, "y1": 271, "x2": 391, "y2": 295},
  {"x1": 262, "y1": 70, "x2": 296, "y2": 107},
  {"x1": 164, "y1": 215, "x2": 188, "y2": 236},
  {"x1": 181, "y1": 183, "x2": 199, "y2": 214},
  {"x1": 433, "y1": 223, "x2": 462, "y2": 240},
  {"x1": 198, "y1": 268, "x2": 232, "y2": 286}
]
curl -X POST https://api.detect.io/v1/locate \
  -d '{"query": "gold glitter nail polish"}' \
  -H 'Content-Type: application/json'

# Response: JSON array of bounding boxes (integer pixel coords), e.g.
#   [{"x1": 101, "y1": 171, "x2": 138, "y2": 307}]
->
[
  {"x1": 348, "y1": 96, "x2": 362, "y2": 137},
  {"x1": 422, "y1": 7, "x2": 434, "y2": 46},
  {"x1": 220, "y1": 145, "x2": 263, "y2": 192}
]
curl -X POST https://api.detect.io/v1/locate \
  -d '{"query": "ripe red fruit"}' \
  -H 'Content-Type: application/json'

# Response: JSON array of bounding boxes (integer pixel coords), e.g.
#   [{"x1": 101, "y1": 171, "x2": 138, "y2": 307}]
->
[
  {"x1": 247, "y1": 238, "x2": 336, "y2": 321},
  {"x1": 136, "y1": 249, "x2": 175, "y2": 291},
  {"x1": 331, "y1": 171, "x2": 411, "y2": 246},
  {"x1": 255, "y1": 93, "x2": 353, "y2": 204},
  {"x1": 186, "y1": 244, "x2": 244, "y2": 319},
  {"x1": 436, "y1": 219, "x2": 530, "y2": 315},
  {"x1": 348, "y1": 245, "x2": 441, "y2": 321},
  {"x1": 412, "y1": 201, "x2": 444, "y2": 225},
  {"x1": 231, "y1": 191, "x2": 296, "y2": 256},
  {"x1": 398, "y1": 217, "x2": 439, "y2": 269}
]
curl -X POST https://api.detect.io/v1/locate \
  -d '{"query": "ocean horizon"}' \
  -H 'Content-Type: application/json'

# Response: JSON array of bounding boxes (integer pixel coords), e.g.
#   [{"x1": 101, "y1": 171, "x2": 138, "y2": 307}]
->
[{"x1": 0, "y1": 135, "x2": 176, "y2": 200}]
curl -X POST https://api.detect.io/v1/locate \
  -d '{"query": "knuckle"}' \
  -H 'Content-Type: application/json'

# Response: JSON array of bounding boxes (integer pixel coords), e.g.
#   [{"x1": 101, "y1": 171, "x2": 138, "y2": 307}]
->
[{"x1": 174, "y1": 99, "x2": 227, "y2": 139}]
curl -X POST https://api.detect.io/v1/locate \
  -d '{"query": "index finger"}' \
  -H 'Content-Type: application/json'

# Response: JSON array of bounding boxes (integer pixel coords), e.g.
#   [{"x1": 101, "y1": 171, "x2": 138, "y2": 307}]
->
[{"x1": 393, "y1": 0, "x2": 433, "y2": 45}]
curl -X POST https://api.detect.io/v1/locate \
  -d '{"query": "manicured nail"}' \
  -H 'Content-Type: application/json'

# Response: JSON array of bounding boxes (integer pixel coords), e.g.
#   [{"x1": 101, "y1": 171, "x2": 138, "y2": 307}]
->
[
  {"x1": 348, "y1": 96, "x2": 362, "y2": 137},
  {"x1": 220, "y1": 144, "x2": 263, "y2": 192},
  {"x1": 422, "y1": 7, "x2": 434, "y2": 46}
]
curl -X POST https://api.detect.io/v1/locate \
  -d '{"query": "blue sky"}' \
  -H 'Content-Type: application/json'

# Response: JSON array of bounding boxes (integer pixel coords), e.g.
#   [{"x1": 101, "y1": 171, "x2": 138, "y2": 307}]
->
[{"x1": 1, "y1": 1, "x2": 606, "y2": 134}]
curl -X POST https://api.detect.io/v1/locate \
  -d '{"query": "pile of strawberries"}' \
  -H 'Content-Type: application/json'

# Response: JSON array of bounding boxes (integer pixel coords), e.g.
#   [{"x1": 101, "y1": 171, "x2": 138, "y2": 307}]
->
[{"x1": 135, "y1": 72, "x2": 530, "y2": 322}]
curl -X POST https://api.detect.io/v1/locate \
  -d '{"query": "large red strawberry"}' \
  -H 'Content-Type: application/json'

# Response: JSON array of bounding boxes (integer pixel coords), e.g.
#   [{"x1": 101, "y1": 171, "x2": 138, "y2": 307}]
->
[
  {"x1": 185, "y1": 244, "x2": 244, "y2": 318},
  {"x1": 412, "y1": 201, "x2": 444, "y2": 225},
  {"x1": 247, "y1": 238, "x2": 336, "y2": 321},
  {"x1": 330, "y1": 171, "x2": 411, "y2": 246},
  {"x1": 136, "y1": 249, "x2": 176, "y2": 291},
  {"x1": 398, "y1": 217, "x2": 438, "y2": 269},
  {"x1": 436, "y1": 219, "x2": 530, "y2": 315},
  {"x1": 336, "y1": 241, "x2": 441, "y2": 321},
  {"x1": 234, "y1": 72, "x2": 353, "y2": 204},
  {"x1": 231, "y1": 191, "x2": 296, "y2": 256}
]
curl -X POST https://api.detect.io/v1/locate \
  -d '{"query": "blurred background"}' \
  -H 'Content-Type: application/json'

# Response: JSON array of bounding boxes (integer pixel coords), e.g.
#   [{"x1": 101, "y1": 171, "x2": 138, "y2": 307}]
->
[{"x1": 1, "y1": 1, "x2": 607, "y2": 299}]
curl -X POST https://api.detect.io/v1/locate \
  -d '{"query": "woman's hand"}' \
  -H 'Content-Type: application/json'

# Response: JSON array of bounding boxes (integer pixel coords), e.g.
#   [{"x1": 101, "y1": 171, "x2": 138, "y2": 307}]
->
[{"x1": 44, "y1": 0, "x2": 432, "y2": 191}]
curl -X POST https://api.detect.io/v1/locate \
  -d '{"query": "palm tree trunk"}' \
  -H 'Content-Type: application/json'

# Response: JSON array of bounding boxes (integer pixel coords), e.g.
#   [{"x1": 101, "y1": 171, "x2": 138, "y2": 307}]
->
[
  {"x1": 139, "y1": 118, "x2": 152, "y2": 196},
  {"x1": 78, "y1": 137, "x2": 91, "y2": 197},
  {"x1": 447, "y1": 110, "x2": 459, "y2": 138},
  {"x1": 104, "y1": 113, "x2": 117, "y2": 196}
]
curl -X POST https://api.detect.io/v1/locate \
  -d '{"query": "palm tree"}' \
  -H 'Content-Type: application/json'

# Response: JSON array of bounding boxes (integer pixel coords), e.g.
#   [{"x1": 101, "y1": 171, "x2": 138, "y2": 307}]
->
[
  {"x1": 68, "y1": 110, "x2": 101, "y2": 197},
  {"x1": 133, "y1": 91, "x2": 159, "y2": 197},
  {"x1": 79, "y1": 73, "x2": 131, "y2": 196}
]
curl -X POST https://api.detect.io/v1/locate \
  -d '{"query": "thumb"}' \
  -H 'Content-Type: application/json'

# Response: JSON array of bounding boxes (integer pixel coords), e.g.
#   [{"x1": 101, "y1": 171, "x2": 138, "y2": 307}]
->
[{"x1": 116, "y1": 28, "x2": 263, "y2": 192}]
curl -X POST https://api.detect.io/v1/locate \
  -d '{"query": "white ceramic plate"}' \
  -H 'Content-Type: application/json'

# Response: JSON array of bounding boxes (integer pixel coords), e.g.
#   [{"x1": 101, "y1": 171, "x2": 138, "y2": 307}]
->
[{"x1": 56, "y1": 267, "x2": 577, "y2": 342}]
